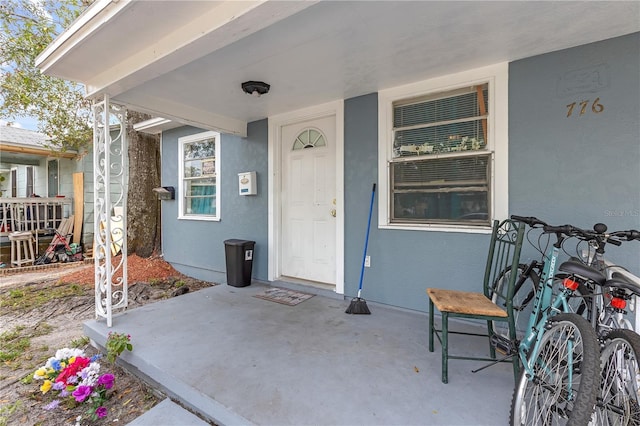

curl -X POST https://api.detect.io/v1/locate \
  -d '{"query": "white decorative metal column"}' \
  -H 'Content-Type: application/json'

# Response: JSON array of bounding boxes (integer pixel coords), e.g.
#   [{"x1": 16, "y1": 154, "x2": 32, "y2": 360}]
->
[{"x1": 93, "y1": 94, "x2": 128, "y2": 327}]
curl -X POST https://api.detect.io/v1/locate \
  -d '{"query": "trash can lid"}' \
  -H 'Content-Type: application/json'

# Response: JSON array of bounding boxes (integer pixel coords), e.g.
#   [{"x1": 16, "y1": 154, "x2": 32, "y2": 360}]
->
[{"x1": 224, "y1": 239, "x2": 255, "y2": 246}]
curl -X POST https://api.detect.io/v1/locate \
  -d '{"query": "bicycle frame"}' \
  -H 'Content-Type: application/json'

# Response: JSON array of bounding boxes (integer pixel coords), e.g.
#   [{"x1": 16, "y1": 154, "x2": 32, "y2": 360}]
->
[{"x1": 517, "y1": 232, "x2": 583, "y2": 384}]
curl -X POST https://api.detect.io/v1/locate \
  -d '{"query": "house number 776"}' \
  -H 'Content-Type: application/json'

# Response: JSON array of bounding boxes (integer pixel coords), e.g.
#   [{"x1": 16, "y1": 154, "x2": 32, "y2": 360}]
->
[{"x1": 566, "y1": 97, "x2": 604, "y2": 117}]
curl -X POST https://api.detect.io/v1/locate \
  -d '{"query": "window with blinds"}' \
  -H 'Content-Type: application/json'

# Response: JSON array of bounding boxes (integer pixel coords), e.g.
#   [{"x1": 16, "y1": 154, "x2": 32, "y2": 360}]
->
[{"x1": 390, "y1": 84, "x2": 491, "y2": 226}]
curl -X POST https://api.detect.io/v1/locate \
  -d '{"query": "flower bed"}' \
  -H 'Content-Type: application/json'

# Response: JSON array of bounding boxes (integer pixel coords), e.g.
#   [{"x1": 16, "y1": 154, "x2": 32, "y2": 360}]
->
[{"x1": 33, "y1": 348, "x2": 115, "y2": 421}]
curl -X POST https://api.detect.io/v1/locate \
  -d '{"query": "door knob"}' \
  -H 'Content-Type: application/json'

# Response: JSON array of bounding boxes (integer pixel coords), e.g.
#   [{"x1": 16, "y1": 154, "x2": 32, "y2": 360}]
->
[{"x1": 330, "y1": 208, "x2": 336, "y2": 217}]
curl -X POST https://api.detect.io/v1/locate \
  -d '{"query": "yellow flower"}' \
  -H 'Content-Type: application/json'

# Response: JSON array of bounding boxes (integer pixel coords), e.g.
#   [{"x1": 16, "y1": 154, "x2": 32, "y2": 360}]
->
[
  {"x1": 69, "y1": 357, "x2": 76, "y2": 364},
  {"x1": 40, "y1": 380, "x2": 52, "y2": 394},
  {"x1": 35, "y1": 368, "x2": 46, "y2": 377}
]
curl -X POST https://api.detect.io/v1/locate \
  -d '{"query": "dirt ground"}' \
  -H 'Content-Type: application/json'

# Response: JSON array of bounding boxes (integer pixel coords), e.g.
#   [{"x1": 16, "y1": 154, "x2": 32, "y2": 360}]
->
[{"x1": 0, "y1": 255, "x2": 215, "y2": 426}]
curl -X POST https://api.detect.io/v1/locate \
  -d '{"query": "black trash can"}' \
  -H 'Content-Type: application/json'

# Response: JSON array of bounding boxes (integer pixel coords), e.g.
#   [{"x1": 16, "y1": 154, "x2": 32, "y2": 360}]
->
[{"x1": 224, "y1": 239, "x2": 255, "y2": 287}]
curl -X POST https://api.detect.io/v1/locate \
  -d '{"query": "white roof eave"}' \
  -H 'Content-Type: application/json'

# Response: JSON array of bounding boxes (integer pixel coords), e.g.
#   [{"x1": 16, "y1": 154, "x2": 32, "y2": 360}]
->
[
  {"x1": 35, "y1": 0, "x2": 132, "y2": 75},
  {"x1": 36, "y1": 1, "x2": 317, "y2": 98}
]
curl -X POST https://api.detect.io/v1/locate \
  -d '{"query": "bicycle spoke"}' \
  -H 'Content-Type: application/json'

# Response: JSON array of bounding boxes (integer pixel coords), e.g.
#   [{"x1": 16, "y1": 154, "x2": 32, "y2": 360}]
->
[
  {"x1": 596, "y1": 330, "x2": 640, "y2": 426},
  {"x1": 511, "y1": 314, "x2": 599, "y2": 426}
]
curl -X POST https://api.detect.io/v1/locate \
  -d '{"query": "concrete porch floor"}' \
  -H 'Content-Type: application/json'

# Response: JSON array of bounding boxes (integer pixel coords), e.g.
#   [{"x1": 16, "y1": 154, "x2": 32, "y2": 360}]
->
[{"x1": 84, "y1": 282, "x2": 516, "y2": 425}]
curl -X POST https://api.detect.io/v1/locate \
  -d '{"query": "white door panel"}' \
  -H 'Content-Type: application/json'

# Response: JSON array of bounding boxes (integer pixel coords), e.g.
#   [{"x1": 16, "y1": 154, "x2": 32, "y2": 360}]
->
[{"x1": 281, "y1": 115, "x2": 336, "y2": 285}]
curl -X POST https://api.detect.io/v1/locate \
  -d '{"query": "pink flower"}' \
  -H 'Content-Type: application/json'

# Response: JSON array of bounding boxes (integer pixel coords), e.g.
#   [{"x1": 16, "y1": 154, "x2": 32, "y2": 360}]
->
[
  {"x1": 95, "y1": 406, "x2": 108, "y2": 418},
  {"x1": 72, "y1": 385, "x2": 92, "y2": 402},
  {"x1": 97, "y1": 373, "x2": 115, "y2": 389},
  {"x1": 56, "y1": 357, "x2": 90, "y2": 385}
]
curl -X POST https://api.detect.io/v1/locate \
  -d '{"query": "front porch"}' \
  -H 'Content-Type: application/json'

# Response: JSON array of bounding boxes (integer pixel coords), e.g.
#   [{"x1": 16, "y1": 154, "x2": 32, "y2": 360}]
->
[
  {"x1": 84, "y1": 282, "x2": 514, "y2": 425},
  {"x1": 0, "y1": 197, "x2": 75, "y2": 266}
]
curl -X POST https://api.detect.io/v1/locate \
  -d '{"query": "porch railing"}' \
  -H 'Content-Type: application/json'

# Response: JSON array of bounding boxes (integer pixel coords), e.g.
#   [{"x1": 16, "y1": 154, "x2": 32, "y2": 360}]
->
[{"x1": 0, "y1": 197, "x2": 73, "y2": 238}]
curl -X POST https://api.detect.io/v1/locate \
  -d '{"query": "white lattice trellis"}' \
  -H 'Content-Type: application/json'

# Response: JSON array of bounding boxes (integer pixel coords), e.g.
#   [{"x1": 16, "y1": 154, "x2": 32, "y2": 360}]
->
[{"x1": 93, "y1": 95, "x2": 128, "y2": 327}]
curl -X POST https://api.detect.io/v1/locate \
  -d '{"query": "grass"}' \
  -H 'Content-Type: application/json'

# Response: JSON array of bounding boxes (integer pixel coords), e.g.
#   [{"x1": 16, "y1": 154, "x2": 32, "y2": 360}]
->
[
  {"x1": 0, "y1": 326, "x2": 30, "y2": 362},
  {"x1": 0, "y1": 323, "x2": 55, "y2": 367},
  {"x1": 0, "y1": 282, "x2": 86, "y2": 313},
  {"x1": 0, "y1": 400, "x2": 23, "y2": 426},
  {"x1": 70, "y1": 336, "x2": 90, "y2": 348}
]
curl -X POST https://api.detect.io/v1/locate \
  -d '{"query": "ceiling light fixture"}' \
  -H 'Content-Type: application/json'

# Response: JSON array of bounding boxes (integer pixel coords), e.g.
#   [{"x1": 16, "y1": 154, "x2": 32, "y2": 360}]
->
[{"x1": 241, "y1": 81, "x2": 270, "y2": 97}]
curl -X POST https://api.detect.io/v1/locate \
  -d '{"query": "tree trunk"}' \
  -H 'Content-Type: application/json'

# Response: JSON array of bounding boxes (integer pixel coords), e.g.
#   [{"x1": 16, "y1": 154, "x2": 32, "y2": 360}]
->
[{"x1": 126, "y1": 111, "x2": 160, "y2": 257}]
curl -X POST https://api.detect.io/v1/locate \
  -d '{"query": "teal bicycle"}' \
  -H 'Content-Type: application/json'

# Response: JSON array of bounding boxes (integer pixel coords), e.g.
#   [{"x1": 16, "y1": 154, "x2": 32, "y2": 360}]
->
[{"x1": 505, "y1": 216, "x2": 600, "y2": 425}]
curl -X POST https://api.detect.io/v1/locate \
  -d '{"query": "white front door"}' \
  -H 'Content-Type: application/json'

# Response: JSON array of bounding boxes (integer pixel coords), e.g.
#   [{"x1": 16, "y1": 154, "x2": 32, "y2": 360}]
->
[{"x1": 281, "y1": 114, "x2": 336, "y2": 285}]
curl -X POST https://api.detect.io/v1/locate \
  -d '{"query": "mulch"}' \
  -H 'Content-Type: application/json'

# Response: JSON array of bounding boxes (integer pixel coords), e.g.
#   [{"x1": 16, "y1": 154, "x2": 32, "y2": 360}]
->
[{"x1": 61, "y1": 254, "x2": 180, "y2": 285}]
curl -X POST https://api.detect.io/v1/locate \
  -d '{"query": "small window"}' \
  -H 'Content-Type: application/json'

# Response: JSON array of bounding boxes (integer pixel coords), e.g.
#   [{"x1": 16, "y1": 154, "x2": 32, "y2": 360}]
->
[
  {"x1": 293, "y1": 128, "x2": 326, "y2": 150},
  {"x1": 48, "y1": 159, "x2": 59, "y2": 197},
  {"x1": 11, "y1": 169, "x2": 17, "y2": 197},
  {"x1": 26, "y1": 166, "x2": 34, "y2": 197},
  {"x1": 178, "y1": 131, "x2": 220, "y2": 220}
]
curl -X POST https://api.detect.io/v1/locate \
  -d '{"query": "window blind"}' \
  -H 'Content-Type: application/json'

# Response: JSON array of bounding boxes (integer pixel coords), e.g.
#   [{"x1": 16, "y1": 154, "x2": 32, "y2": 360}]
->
[{"x1": 393, "y1": 84, "x2": 488, "y2": 157}]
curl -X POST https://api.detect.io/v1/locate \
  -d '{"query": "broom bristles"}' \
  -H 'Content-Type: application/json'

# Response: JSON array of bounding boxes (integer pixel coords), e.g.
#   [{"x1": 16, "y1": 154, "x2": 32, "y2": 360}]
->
[{"x1": 345, "y1": 297, "x2": 371, "y2": 314}]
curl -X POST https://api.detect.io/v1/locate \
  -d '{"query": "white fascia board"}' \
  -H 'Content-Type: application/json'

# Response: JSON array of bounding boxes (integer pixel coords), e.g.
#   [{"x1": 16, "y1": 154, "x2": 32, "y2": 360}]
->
[
  {"x1": 35, "y1": 0, "x2": 132, "y2": 72},
  {"x1": 133, "y1": 118, "x2": 180, "y2": 135}
]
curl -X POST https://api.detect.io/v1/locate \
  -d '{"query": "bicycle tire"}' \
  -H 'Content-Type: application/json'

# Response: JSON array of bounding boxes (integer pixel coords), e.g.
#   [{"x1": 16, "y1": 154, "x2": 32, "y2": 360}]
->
[
  {"x1": 595, "y1": 329, "x2": 640, "y2": 425},
  {"x1": 510, "y1": 313, "x2": 600, "y2": 426},
  {"x1": 491, "y1": 264, "x2": 537, "y2": 342}
]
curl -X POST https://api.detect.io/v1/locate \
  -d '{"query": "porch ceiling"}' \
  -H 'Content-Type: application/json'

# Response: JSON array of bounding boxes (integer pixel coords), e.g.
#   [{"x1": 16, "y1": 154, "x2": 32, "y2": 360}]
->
[{"x1": 36, "y1": 1, "x2": 640, "y2": 137}]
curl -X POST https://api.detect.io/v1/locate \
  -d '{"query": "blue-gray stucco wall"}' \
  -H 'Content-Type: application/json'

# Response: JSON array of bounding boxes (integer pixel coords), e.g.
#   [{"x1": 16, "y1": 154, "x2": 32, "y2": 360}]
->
[
  {"x1": 160, "y1": 120, "x2": 269, "y2": 283},
  {"x1": 509, "y1": 32, "x2": 640, "y2": 274},
  {"x1": 343, "y1": 94, "x2": 490, "y2": 312}
]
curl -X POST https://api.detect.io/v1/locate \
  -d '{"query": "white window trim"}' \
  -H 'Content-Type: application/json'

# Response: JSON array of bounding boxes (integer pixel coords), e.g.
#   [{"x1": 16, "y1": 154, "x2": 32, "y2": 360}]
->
[
  {"x1": 178, "y1": 130, "x2": 221, "y2": 221},
  {"x1": 378, "y1": 62, "x2": 508, "y2": 234}
]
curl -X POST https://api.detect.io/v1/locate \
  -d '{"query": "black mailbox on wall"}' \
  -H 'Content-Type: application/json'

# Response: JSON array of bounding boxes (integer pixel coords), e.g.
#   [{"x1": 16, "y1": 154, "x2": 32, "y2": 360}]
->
[{"x1": 152, "y1": 186, "x2": 175, "y2": 200}]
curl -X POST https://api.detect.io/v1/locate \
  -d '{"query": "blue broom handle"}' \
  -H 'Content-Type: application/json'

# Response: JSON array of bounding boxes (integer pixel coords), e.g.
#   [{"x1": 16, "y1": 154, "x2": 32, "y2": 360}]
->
[{"x1": 357, "y1": 183, "x2": 376, "y2": 297}]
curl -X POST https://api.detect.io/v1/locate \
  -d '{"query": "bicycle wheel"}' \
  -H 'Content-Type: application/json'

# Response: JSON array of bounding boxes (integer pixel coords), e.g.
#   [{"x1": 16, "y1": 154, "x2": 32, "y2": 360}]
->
[
  {"x1": 491, "y1": 264, "x2": 537, "y2": 342},
  {"x1": 595, "y1": 329, "x2": 640, "y2": 425},
  {"x1": 510, "y1": 313, "x2": 600, "y2": 426}
]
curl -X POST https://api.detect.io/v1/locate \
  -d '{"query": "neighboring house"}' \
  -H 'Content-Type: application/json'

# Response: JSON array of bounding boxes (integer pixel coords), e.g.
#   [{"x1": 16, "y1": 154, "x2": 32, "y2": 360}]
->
[
  {"x1": 36, "y1": 2, "x2": 639, "y2": 313},
  {"x1": 0, "y1": 125, "x2": 94, "y2": 256},
  {"x1": 0, "y1": 126, "x2": 75, "y2": 198}
]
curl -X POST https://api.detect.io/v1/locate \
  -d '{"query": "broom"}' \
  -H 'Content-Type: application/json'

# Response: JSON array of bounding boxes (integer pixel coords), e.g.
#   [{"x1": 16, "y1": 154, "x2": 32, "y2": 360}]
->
[{"x1": 346, "y1": 183, "x2": 376, "y2": 315}]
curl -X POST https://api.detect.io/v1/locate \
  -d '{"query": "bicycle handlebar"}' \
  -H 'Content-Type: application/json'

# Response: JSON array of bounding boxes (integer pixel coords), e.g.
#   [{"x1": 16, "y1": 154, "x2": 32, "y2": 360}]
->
[
  {"x1": 511, "y1": 214, "x2": 640, "y2": 245},
  {"x1": 510, "y1": 215, "x2": 547, "y2": 228},
  {"x1": 606, "y1": 237, "x2": 623, "y2": 246},
  {"x1": 609, "y1": 229, "x2": 640, "y2": 241},
  {"x1": 542, "y1": 224, "x2": 576, "y2": 236},
  {"x1": 511, "y1": 215, "x2": 579, "y2": 238},
  {"x1": 565, "y1": 225, "x2": 637, "y2": 247}
]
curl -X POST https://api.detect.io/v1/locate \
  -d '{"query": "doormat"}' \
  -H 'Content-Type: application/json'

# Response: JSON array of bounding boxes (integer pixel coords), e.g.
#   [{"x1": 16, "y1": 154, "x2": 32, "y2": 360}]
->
[{"x1": 254, "y1": 288, "x2": 314, "y2": 306}]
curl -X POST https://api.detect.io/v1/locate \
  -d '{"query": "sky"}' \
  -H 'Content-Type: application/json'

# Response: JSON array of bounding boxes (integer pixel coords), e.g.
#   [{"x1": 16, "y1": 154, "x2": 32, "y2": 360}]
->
[
  {"x1": 0, "y1": 0, "x2": 73, "y2": 132},
  {"x1": 0, "y1": 116, "x2": 40, "y2": 131}
]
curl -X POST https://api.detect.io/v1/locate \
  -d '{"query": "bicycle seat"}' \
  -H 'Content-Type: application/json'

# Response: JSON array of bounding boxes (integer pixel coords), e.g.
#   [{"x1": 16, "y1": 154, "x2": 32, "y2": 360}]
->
[
  {"x1": 558, "y1": 260, "x2": 606, "y2": 285},
  {"x1": 609, "y1": 272, "x2": 640, "y2": 295}
]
